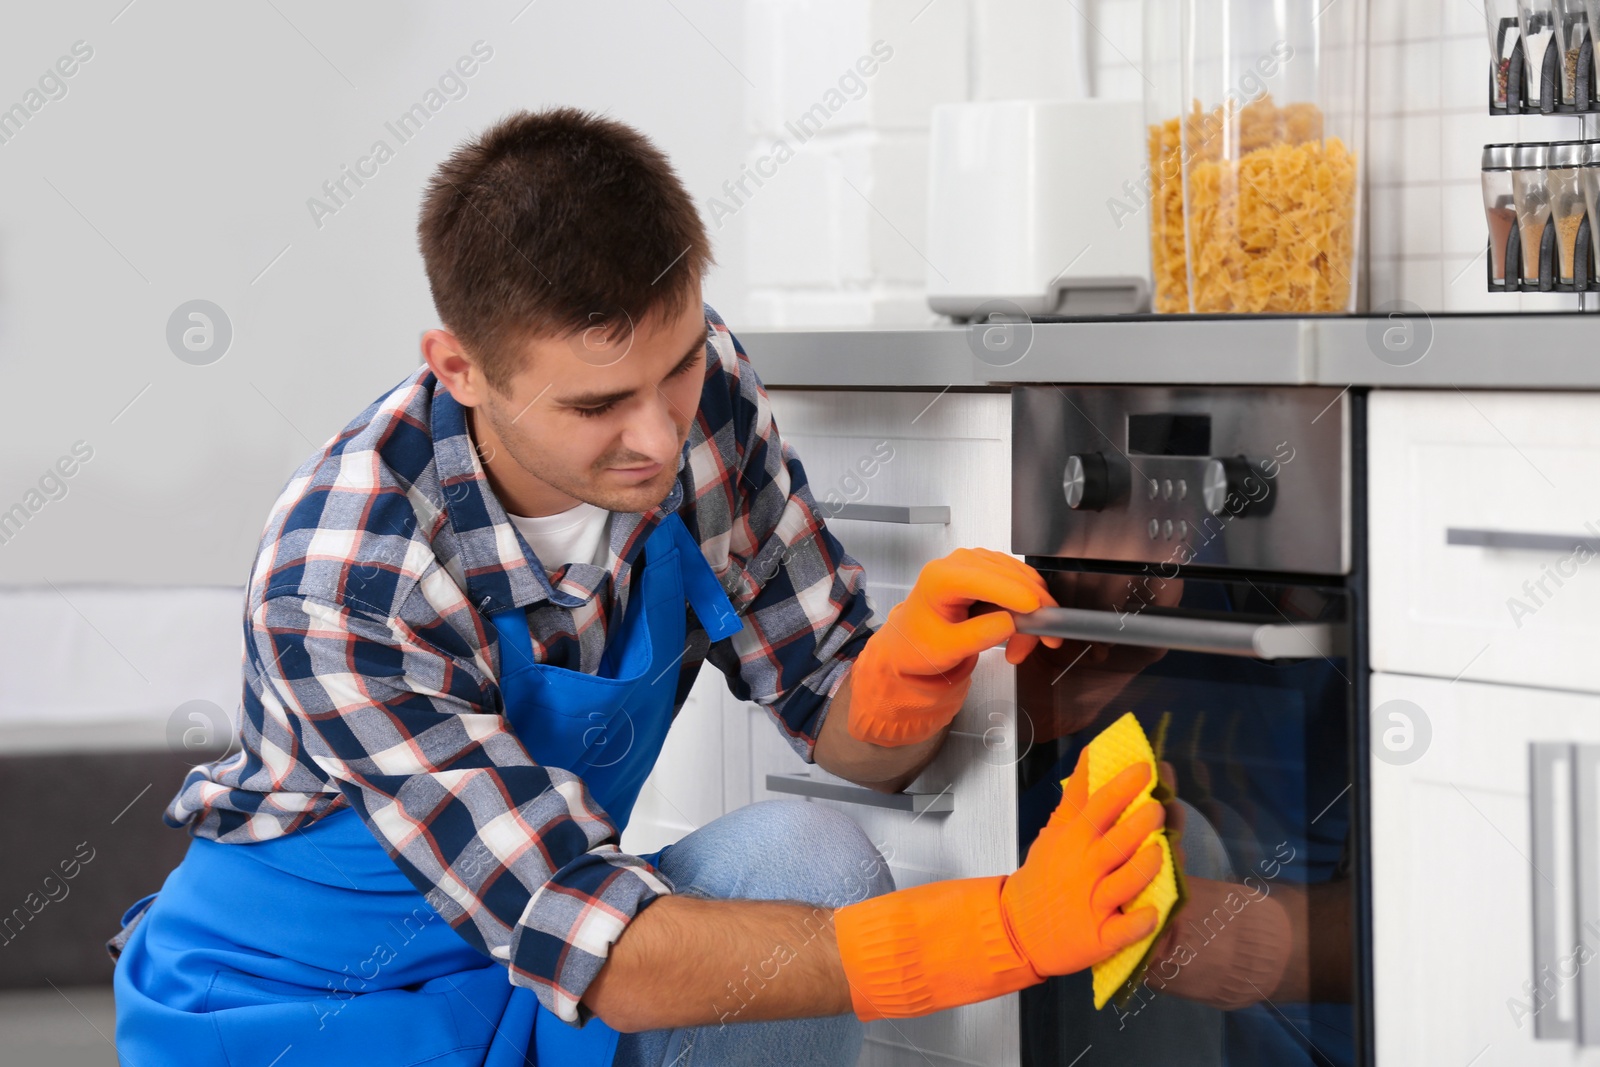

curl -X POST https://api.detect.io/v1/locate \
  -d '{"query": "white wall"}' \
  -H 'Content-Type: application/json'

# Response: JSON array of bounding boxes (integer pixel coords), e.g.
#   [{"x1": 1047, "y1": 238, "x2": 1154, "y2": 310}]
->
[{"x1": 0, "y1": 0, "x2": 750, "y2": 591}]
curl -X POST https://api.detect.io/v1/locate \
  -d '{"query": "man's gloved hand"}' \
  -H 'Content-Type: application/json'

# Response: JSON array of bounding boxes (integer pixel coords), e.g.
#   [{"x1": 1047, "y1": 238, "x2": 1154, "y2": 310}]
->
[
  {"x1": 834, "y1": 750, "x2": 1165, "y2": 1021},
  {"x1": 846, "y1": 547, "x2": 1062, "y2": 746}
]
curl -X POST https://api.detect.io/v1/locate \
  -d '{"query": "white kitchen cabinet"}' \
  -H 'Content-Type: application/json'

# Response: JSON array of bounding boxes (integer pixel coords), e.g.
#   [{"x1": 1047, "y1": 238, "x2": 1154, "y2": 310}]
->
[
  {"x1": 756, "y1": 387, "x2": 1022, "y2": 1067},
  {"x1": 1369, "y1": 391, "x2": 1600, "y2": 692},
  {"x1": 1371, "y1": 671, "x2": 1600, "y2": 1065}
]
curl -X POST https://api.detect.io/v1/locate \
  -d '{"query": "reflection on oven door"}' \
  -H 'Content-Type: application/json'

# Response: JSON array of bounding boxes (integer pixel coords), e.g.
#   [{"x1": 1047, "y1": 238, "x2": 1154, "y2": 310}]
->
[{"x1": 1017, "y1": 572, "x2": 1355, "y2": 1067}]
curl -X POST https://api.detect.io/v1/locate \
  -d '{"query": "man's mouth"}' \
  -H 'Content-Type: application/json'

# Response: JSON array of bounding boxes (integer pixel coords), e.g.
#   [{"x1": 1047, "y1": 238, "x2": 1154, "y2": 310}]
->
[{"x1": 609, "y1": 460, "x2": 663, "y2": 482}]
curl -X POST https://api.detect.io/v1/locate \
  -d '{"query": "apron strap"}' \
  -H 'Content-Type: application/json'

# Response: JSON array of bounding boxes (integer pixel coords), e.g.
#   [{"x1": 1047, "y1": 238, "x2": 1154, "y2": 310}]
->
[{"x1": 662, "y1": 512, "x2": 743, "y2": 643}]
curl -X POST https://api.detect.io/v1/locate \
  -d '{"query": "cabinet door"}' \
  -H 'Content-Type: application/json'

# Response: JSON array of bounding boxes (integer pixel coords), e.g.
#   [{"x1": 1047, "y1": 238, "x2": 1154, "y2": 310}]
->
[
  {"x1": 753, "y1": 388, "x2": 1022, "y2": 1067},
  {"x1": 1368, "y1": 391, "x2": 1600, "y2": 692},
  {"x1": 1371, "y1": 672, "x2": 1600, "y2": 1065},
  {"x1": 620, "y1": 663, "x2": 750, "y2": 857}
]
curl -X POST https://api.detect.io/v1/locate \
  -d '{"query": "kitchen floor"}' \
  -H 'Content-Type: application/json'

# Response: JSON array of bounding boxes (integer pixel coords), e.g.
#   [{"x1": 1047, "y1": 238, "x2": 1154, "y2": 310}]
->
[{"x1": 0, "y1": 985, "x2": 119, "y2": 1066}]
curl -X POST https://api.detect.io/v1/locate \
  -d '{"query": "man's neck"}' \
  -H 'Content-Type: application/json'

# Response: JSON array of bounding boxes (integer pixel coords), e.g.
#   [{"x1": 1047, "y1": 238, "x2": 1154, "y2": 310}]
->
[{"x1": 466, "y1": 406, "x2": 581, "y2": 518}]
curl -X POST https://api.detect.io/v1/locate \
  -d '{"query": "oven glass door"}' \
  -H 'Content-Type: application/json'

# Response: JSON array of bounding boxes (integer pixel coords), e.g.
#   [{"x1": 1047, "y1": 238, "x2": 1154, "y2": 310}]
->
[{"x1": 1015, "y1": 567, "x2": 1356, "y2": 1067}]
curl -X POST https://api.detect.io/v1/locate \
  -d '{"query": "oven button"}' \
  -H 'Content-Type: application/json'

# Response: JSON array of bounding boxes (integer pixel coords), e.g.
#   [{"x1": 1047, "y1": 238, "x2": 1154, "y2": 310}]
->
[
  {"x1": 1146, "y1": 478, "x2": 1159, "y2": 500},
  {"x1": 1147, "y1": 519, "x2": 1160, "y2": 539},
  {"x1": 1202, "y1": 456, "x2": 1277, "y2": 518},
  {"x1": 1162, "y1": 519, "x2": 1173, "y2": 539},
  {"x1": 1176, "y1": 479, "x2": 1188, "y2": 500},
  {"x1": 1178, "y1": 519, "x2": 1189, "y2": 538},
  {"x1": 1162, "y1": 479, "x2": 1173, "y2": 500},
  {"x1": 1063, "y1": 453, "x2": 1111, "y2": 511}
]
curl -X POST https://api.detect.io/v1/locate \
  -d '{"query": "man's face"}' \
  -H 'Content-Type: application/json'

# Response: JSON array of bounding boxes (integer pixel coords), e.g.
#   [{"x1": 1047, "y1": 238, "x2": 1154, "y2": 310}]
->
[{"x1": 468, "y1": 293, "x2": 708, "y2": 516}]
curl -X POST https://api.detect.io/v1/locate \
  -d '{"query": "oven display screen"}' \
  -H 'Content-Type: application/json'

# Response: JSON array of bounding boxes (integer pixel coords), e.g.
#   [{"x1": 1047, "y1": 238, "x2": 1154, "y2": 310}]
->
[{"x1": 1127, "y1": 413, "x2": 1211, "y2": 456}]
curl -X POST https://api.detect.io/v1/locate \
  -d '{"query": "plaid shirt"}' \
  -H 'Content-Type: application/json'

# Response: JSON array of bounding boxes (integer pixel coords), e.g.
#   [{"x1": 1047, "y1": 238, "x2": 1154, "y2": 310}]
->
[{"x1": 160, "y1": 302, "x2": 877, "y2": 1026}]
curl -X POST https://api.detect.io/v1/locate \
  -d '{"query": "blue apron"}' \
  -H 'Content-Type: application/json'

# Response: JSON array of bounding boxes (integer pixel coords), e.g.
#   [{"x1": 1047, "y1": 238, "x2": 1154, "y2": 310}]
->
[{"x1": 111, "y1": 512, "x2": 742, "y2": 1067}]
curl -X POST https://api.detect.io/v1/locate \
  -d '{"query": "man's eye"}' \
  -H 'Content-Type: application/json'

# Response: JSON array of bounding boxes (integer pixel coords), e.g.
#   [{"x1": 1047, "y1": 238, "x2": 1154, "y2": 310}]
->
[{"x1": 573, "y1": 403, "x2": 615, "y2": 418}]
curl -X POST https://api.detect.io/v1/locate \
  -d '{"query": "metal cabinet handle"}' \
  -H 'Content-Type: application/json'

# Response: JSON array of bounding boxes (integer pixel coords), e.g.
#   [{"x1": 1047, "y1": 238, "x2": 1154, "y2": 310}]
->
[
  {"x1": 1011, "y1": 607, "x2": 1340, "y2": 661},
  {"x1": 765, "y1": 773, "x2": 955, "y2": 813},
  {"x1": 1448, "y1": 527, "x2": 1600, "y2": 554},
  {"x1": 1577, "y1": 746, "x2": 1600, "y2": 1046},
  {"x1": 1531, "y1": 742, "x2": 1578, "y2": 1042},
  {"x1": 827, "y1": 503, "x2": 951, "y2": 525}
]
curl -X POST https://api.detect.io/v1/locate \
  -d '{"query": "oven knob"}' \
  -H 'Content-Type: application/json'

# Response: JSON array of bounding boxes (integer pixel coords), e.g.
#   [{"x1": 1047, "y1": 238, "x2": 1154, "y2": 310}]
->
[
  {"x1": 1063, "y1": 452, "x2": 1110, "y2": 511},
  {"x1": 1202, "y1": 456, "x2": 1276, "y2": 517}
]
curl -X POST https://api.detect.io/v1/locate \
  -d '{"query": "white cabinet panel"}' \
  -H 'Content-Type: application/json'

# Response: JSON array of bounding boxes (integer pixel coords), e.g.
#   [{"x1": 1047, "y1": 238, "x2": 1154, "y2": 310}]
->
[
  {"x1": 748, "y1": 389, "x2": 1020, "y2": 1066},
  {"x1": 1369, "y1": 391, "x2": 1600, "y2": 691},
  {"x1": 766, "y1": 389, "x2": 1013, "y2": 590},
  {"x1": 621, "y1": 663, "x2": 736, "y2": 857},
  {"x1": 1371, "y1": 672, "x2": 1600, "y2": 1065}
]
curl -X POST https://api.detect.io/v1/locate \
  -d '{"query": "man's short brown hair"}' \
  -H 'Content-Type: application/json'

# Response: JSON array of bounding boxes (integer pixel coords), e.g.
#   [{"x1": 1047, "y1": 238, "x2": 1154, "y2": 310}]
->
[{"x1": 418, "y1": 106, "x2": 714, "y2": 393}]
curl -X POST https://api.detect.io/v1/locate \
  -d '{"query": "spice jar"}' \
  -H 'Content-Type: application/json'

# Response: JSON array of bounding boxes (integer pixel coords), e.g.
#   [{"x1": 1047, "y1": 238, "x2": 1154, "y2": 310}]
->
[
  {"x1": 1148, "y1": 0, "x2": 1365, "y2": 314},
  {"x1": 1486, "y1": 0, "x2": 1524, "y2": 108},
  {"x1": 1483, "y1": 144, "x2": 1518, "y2": 284},
  {"x1": 1512, "y1": 142, "x2": 1553, "y2": 285},
  {"x1": 1548, "y1": 141, "x2": 1586, "y2": 284},
  {"x1": 1589, "y1": 0, "x2": 1600, "y2": 92},
  {"x1": 1553, "y1": 0, "x2": 1592, "y2": 105},
  {"x1": 1519, "y1": 0, "x2": 1560, "y2": 106},
  {"x1": 1581, "y1": 140, "x2": 1600, "y2": 274}
]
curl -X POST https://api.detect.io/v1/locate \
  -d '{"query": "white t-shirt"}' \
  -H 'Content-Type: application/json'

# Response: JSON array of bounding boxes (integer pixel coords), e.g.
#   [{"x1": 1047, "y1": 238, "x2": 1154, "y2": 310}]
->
[{"x1": 506, "y1": 501, "x2": 611, "y2": 575}]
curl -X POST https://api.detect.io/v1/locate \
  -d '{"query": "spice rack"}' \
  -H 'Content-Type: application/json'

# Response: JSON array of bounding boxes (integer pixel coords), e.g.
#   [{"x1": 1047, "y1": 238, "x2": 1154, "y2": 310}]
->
[
  {"x1": 1482, "y1": 4, "x2": 1600, "y2": 299},
  {"x1": 1484, "y1": 141, "x2": 1600, "y2": 294},
  {"x1": 1486, "y1": 201, "x2": 1598, "y2": 292},
  {"x1": 1490, "y1": 15, "x2": 1598, "y2": 114}
]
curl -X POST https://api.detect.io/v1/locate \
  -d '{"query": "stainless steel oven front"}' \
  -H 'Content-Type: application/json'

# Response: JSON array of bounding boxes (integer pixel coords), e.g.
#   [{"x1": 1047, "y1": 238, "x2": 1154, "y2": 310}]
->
[{"x1": 1009, "y1": 385, "x2": 1369, "y2": 1067}]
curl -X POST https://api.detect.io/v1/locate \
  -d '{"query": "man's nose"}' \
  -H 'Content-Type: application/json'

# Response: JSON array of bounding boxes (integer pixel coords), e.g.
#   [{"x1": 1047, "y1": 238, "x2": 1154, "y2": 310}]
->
[{"x1": 622, "y1": 392, "x2": 682, "y2": 463}]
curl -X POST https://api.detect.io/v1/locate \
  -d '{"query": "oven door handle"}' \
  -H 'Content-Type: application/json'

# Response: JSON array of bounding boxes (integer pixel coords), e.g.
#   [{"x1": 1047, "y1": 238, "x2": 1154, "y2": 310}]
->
[{"x1": 1010, "y1": 607, "x2": 1341, "y2": 661}]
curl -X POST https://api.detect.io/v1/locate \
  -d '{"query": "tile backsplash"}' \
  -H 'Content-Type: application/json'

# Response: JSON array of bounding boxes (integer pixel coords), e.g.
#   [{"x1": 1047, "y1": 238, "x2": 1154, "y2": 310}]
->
[{"x1": 1088, "y1": 0, "x2": 1595, "y2": 313}]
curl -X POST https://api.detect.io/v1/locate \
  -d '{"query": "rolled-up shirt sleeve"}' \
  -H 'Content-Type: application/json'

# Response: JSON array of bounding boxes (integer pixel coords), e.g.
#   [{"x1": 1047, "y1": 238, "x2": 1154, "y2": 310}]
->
[
  {"x1": 251, "y1": 589, "x2": 671, "y2": 1027},
  {"x1": 692, "y1": 308, "x2": 879, "y2": 764}
]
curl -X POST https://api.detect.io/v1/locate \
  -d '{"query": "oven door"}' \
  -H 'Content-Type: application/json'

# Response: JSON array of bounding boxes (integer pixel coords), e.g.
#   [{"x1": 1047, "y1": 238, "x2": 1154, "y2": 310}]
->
[{"x1": 1014, "y1": 563, "x2": 1357, "y2": 1067}]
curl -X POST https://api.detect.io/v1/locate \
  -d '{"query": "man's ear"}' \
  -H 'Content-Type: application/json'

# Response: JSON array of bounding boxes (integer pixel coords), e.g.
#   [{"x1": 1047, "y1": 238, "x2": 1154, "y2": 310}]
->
[{"x1": 420, "y1": 328, "x2": 486, "y2": 407}]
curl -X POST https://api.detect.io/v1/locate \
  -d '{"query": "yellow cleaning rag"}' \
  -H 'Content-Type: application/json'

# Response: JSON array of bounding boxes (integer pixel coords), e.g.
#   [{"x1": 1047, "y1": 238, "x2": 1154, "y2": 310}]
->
[{"x1": 1075, "y1": 711, "x2": 1183, "y2": 1010}]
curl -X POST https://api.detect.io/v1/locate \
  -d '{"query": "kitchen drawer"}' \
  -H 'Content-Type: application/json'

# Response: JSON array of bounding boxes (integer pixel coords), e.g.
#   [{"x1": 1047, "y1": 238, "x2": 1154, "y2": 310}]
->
[
  {"x1": 1371, "y1": 672, "x2": 1600, "y2": 1065},
  {"x1": 765, "y1": 389, "x2": 1012, "y2": 592},
  {"x1": 757, "y1": 388, "x2": 1021, "y2": 1066},
  {"x1": 747, "y1": 648, "x2": 1020, "y2": 1067},
  {"x1": 1369, "y1": 391, "x2": 1600, "y2": 692}
]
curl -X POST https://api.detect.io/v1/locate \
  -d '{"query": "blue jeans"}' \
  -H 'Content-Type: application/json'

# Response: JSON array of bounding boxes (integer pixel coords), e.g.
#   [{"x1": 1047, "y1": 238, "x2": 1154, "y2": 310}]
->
[{"x1": 611, "y1": 798, "x2": 897, "y2": 1067}]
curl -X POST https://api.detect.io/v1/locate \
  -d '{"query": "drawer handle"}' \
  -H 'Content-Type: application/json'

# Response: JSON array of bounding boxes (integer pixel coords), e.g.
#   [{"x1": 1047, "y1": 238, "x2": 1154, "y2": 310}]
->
[
  {"x1": 828, "y1": 503, "x2": 951, "y2": 525},
  {"x1": 1447, "y1": 527, "x2": 1600, "y2": 554},
  {"x1": 765, "y1": 773, "x2": 955, "y2": 813},
  {"x1": 1575, "y1": 745, "x2": 1600, "y2": 1046},
  {"x1": 1531, "y1": 742, "x2": 1579, "y2": 1042},
  {"x1": 1011, "y1": 607, "x2": 1340, "y2": 661}
]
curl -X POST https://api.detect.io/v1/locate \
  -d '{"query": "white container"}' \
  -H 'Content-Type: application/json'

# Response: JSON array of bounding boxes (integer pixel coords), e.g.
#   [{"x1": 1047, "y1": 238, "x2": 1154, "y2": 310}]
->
[{"x1": 925, "y1": 99, "x2": 1151, "y2": 319}]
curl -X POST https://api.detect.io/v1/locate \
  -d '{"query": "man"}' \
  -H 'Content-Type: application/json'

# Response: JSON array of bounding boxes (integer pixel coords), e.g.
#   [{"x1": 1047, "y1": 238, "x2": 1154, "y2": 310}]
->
[{"x1": 108, "y1": 106, "x2": 1163, "y2": 1066}]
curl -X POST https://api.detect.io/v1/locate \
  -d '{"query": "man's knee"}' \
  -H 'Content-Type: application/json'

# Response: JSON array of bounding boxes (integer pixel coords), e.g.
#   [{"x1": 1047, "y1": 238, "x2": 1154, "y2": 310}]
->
[{"x1": 718, "y1": 799, "x2": 896, "y2": 907}]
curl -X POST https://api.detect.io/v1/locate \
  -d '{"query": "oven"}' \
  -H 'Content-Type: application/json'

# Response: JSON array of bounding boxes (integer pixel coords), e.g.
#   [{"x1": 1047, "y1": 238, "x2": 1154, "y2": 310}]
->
[{"x1": 1007, "y1": 385, "x2": 1370, "y2": 1066}]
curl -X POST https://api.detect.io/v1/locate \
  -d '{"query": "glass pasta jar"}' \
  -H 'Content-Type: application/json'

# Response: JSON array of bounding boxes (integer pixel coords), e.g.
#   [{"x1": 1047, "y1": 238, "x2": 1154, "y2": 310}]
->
[{"x1": 1145, "y1": 0, "x2": 1367, "y2": 314}]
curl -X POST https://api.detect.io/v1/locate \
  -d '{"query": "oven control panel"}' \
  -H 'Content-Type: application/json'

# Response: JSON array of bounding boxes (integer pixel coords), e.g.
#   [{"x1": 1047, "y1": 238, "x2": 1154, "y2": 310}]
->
[{"x1": 1012, "y1": 386, "x2": 1350, "y2": 575}]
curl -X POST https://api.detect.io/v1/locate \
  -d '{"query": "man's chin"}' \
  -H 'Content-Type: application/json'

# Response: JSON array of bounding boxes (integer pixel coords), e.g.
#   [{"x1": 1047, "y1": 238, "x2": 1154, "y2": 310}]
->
[{"x1": 584, "y1": 468, "x2": 678, "y2": 513}]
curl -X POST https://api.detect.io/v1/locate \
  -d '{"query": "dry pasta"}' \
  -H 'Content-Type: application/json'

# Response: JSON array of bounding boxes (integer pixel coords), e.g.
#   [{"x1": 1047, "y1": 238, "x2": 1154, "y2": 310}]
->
[{"x1": 1148, "y1": 96, "x2": 1358, "y2": 313}]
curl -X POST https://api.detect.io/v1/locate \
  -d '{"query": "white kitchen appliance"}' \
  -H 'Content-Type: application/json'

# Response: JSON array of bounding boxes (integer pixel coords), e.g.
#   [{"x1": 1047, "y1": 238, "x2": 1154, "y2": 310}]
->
[{"x1": 925, "y1": 99, "x2": 1152, "y2": 320}]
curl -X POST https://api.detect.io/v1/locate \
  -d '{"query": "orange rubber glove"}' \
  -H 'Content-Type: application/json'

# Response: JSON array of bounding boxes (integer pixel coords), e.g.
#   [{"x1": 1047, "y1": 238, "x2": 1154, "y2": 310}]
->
[
  {"x1": 834, "y1": 752, "x2": 1165, "y2": 1020},
  {"x1": 846, "y1": 547, "x2": 1062, "y2": 746}
]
